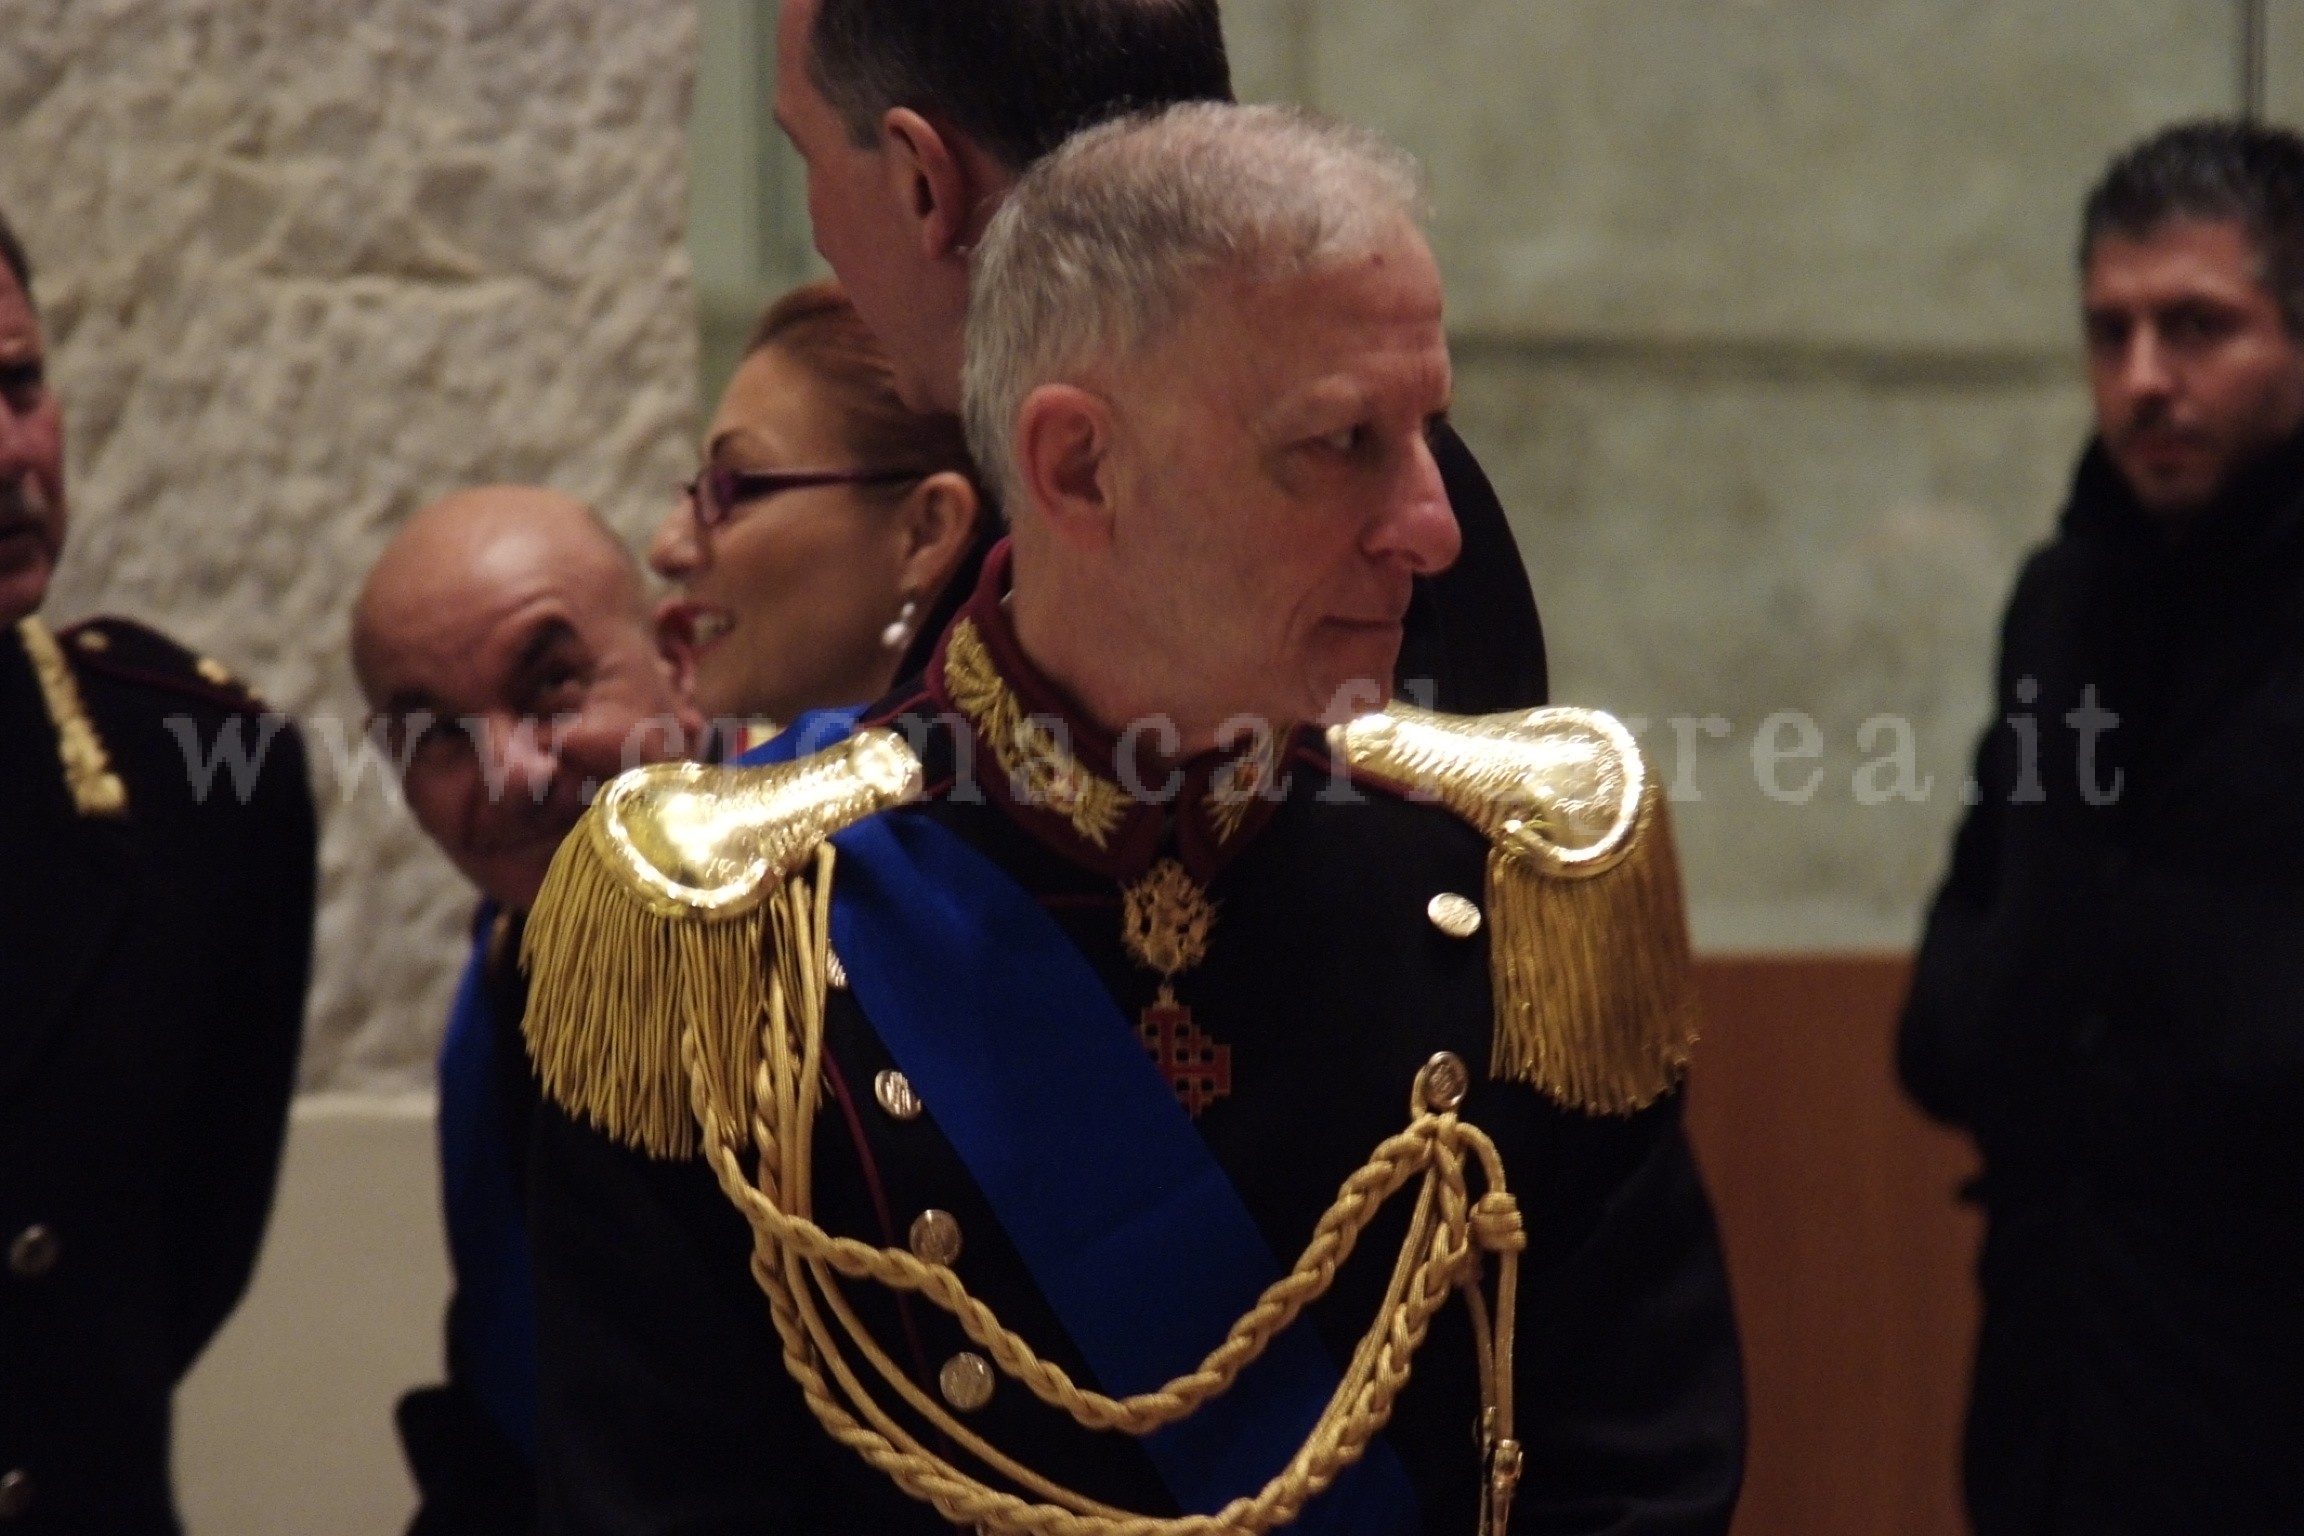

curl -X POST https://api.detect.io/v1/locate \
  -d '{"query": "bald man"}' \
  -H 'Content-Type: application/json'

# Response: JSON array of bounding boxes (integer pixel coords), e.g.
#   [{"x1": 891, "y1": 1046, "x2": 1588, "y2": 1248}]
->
[
  {"x1": 354, "y1": 485, "x2": 698, "y2": 1536},
  {"x1": 355, "y1": 485, "x2": 701, "y2": 912}
]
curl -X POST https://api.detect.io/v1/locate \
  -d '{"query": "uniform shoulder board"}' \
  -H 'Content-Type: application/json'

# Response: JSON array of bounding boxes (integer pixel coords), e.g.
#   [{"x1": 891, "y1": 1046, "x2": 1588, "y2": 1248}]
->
[
  {"x1": 522, "y1": 729, "x2": 922, "y2": 1158},
  {"x1": 59, "y1": 615, "x2": 269, "y2": 713},
  {"x1": 1330, "y1": 703, "x2": 1698, "y2": 1114}
]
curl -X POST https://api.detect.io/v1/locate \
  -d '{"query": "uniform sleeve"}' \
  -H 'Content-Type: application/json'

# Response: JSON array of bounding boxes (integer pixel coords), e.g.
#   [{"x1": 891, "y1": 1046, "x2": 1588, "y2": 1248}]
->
[
  {"x1": 1896, "y1": 552, "x2": 2062, "y2": 1134},
  {"x1": 1505, "y1": 1093, "x2": 1746, "y2": 1536},
  {"x1": 529, "y1": 1103, "x2": 815, "y2": 1535},
  {"x1": 1897, "y1": 710, "x2": 2009, "y2": 1129},
  {"x1": 166, "y1": 713, "x2": 316, "y2": 1373}
]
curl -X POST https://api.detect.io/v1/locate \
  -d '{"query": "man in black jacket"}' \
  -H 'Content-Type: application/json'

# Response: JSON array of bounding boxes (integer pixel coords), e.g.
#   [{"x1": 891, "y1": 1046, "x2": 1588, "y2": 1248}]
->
[
  {"x1": 1901, "y1": 120, "x2": 2304, "y2": 1535},
  {"x1": 0, "y1": 208, "x2": 317, "y2": 1532},
  {"x1": 770, "y1": 0, "x2": 1549, "y2": 714}
]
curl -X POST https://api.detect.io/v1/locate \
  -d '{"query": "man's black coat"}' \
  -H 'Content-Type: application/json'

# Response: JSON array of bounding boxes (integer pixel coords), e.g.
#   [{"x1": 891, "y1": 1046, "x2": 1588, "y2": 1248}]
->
[
  {"x1": 1900, "y1": 436, "x2": 2304, "y2": 1535},
  {"x1": 0, "y1": 617, "x2": 315, "y2": 1535}
]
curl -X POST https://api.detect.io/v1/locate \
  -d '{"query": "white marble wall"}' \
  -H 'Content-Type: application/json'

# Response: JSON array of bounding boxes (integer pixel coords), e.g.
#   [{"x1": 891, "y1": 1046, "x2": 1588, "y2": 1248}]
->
[{"x1": 1, "y1": 0, "x2": 699, "y2": 1089}]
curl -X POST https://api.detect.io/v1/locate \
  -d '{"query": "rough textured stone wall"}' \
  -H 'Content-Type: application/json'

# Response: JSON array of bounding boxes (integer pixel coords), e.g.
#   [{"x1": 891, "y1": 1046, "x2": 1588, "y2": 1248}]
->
[{"x1": 0, "y1": 0, "x2": 699, "y2": 1090}]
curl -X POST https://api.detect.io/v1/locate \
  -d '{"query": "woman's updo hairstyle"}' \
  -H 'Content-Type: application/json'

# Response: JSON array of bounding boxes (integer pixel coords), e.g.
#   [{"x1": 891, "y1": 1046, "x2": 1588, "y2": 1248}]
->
[{"x1": 746, "y1": 281, "x2": 987, "y2": 511}]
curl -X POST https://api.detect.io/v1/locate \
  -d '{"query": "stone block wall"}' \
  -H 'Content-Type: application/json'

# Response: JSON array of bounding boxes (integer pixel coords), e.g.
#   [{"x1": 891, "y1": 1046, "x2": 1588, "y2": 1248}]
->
[{"x1": 1, "y1": 0, "x2": 699, "y2": 1089}]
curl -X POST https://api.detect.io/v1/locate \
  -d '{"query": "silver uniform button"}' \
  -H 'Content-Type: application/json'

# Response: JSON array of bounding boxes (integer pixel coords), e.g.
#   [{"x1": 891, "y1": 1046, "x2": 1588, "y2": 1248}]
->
[
  {"x1": 0, "y1": 1468, "x2": 32, "y2": 1521},
  {"x1": 909, "y1": 1209, "x2": 963, "y2": 1267},
  {"x1": 874, "y1": 1069, "x2": 923, "y2": 1121},
  {"x1": 939, "y1": 1352, "x2": 995, "y2": 1412},
  {"x1": 1419, "y1": 1051, "x2": 1471, "y2": 1113},
  {"x1": 1426, "y1": 892, "x2": 1483, "y2": 939},
  {"x1": 8, "y1": 1225, "x2": 58, "y2": 1280}
]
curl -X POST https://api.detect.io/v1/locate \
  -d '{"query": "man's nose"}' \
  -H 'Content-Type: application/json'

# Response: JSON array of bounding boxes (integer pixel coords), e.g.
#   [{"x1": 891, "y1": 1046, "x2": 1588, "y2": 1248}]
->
[
  {"x1": 0, "y1": 396, "x2": 29, "y2": 477},
  {"x1": 1372, "y1": 435, "x2": 1463, "y2": 576},
  {"x1": 483, "y1": 712, "x2": 564, "y2": 798},
  {"x1": 2120, "y1": 326, "x2": 2176, "y2": 402}
]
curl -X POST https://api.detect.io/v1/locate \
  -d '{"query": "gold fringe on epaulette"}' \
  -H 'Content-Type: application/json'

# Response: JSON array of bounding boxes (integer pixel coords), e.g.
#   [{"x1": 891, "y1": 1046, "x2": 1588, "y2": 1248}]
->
[
  {"x1": 520, "y1": 822, "x2": 770, "y2": 1161},
  {"x1": 1486, "y1": 784, "x2": 1698, "y2": 1114}
]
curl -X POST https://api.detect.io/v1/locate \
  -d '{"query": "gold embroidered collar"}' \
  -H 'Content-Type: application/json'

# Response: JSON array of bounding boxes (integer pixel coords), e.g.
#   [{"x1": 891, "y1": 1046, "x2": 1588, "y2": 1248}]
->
[
  {"x1": 925, "y1": 555, "x2": 1292, "y2": 884},
  {"x1": 16, "y1": 615, "x2": 129, "y2": 819}
]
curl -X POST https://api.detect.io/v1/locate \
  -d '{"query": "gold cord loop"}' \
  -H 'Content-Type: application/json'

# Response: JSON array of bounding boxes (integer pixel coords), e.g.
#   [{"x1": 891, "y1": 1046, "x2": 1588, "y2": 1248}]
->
[{"x1": 682, "y1": 847, "x2": 1524, "y2": 1535}]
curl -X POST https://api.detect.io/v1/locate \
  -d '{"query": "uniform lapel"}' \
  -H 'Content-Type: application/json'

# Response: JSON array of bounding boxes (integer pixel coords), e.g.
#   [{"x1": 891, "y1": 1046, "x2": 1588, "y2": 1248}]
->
[{"x1": 0, "y1": 627, "x2": 133, "y2": 1107}]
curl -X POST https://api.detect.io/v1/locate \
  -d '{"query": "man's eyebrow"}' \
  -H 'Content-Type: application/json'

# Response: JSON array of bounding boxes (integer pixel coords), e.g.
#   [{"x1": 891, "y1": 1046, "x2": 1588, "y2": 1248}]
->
[{"x1": 1262, "y1": 382, "x2": 1374, "y2": 437}]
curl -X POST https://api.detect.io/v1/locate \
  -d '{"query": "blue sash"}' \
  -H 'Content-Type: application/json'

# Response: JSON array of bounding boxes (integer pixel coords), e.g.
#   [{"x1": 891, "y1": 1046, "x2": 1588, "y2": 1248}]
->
[
  {"x1": 438, "y1": 904, "x2": 539, "y2": 1455},
  {"x1": 744, "y1": 714, "x2": 1417, "y2": 1528}
]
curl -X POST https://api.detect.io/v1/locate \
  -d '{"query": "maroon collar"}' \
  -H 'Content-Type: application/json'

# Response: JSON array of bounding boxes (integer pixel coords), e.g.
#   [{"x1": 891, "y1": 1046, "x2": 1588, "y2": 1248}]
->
[{"x1": 923, "y1": 543, "x2": 1299, "y2": 883}]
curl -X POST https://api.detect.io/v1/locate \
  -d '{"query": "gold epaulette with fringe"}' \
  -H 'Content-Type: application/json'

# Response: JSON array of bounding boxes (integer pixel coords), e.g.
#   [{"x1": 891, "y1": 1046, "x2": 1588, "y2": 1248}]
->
[
  {"x1": 520, "y1": 730, "x2": 924, "y2": 1158},
  {"x1": 1329, "y1": 702, "x2": 1698, "y2": 1114}
]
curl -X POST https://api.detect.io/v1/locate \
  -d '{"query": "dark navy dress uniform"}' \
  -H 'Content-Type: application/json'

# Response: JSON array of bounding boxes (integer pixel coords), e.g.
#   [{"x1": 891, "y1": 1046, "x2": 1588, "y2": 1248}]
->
[
  {"x1": 0, "y1": 614, "x2": 315, "y2": 1535},
  {"x1": 397, "y1": 905, "x2": 543, "y2": 1536},
  {"x1": 521, "y1": 558, "x2": 1741, "y2": 1534}
]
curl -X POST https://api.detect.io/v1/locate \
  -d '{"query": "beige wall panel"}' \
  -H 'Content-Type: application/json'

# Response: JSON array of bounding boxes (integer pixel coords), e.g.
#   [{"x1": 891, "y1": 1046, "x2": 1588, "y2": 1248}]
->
[
  {"x1": 1450, "y1": 354, "x2": 2094, "y2": 946},
  {"x1": 0, "y1": 1, "x2": 699, "y2": 1088},
  {"x1": 175, "y1": 1103, "x2": 445, "y2": 1536},
  {"x1": 1309, "y1": 0, "x2": 2232, "y2": 350},
  {"x1": 1217, "y1": 0, "x2": 1316, "y2": 106}
]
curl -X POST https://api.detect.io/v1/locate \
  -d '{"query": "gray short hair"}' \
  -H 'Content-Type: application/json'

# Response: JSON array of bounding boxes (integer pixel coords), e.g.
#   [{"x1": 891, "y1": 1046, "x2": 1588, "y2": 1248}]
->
[{"x1": 961, "y1": 102, "x2": 1428, "y2": 513}]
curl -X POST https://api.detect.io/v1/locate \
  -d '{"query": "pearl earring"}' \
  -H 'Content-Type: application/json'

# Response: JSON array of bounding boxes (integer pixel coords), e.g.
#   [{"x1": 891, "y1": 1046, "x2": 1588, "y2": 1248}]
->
[{"x1": 880, "y1": 597, "x2": 920, "y2": 653}]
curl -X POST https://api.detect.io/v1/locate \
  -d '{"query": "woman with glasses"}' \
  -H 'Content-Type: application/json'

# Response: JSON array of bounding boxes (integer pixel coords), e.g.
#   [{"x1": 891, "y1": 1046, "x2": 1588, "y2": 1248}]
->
[{"x1": 651, "y1": 281, "x2": 991, "y2": 730}]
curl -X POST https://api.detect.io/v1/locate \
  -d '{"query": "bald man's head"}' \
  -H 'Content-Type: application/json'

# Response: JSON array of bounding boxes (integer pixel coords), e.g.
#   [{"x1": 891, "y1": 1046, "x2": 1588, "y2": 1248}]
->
[{"x1": 355, "y1": 485, "x2": 701, "y2": 912}]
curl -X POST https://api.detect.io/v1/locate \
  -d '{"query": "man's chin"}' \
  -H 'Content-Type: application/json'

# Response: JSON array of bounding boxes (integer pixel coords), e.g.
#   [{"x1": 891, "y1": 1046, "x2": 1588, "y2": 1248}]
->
[
  {"x1": 1306, "y1": 626, "x2": 1403, "y2": 721},
  {"x1": 472, "y1": 856, "x2": 552, "y2": 916},
  {"x1": 1309, "y1": 662, "x2": 1399, "y2": 728},
  {"x1": 463, "y1": 826, "x2": 582, "y2": 913},
  {"x1": 0, "y1": 551, "x2": 52, "y2": 629},
  {"x1": 2124, "y1": 464, "x2": 2223, "y2": 522},
  {"x1": 2112, "y1": 440, "x2": 2231, "y2": 521}
]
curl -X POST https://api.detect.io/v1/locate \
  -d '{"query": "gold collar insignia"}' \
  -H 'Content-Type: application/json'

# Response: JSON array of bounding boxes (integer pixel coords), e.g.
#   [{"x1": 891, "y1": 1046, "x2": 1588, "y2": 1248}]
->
[
  {"x1": 17, "y1": 616, "x2": 129, "y2": 820},
  {"x1": 941, "y1": 617, "x2": 1131, "y2": 849}
]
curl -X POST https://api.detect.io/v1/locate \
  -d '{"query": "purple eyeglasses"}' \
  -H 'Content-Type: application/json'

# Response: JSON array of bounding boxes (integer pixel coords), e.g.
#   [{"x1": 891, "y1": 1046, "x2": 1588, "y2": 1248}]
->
[{"x1": 682, "y1": 463, "x2": 929, "y2": 531}]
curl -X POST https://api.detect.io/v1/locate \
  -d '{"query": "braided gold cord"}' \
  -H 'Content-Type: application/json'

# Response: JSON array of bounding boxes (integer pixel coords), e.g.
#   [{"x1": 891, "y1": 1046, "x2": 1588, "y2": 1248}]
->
[{"x1": 684, "y1": 845, "x2": 1527, "y2": 1533}]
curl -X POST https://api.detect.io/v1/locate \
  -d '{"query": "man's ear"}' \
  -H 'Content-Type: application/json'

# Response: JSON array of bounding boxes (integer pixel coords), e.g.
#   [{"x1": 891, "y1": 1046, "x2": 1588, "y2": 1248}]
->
[
  {"x1": 880, "y1": 108, "x2": 993, "y2": 262},
  {"x1": 893, "y1": 471, "x2": 983, "y2": 599},
  {"x1": 1014, "y1": 384, "x2": 1117, "y2": 552}
]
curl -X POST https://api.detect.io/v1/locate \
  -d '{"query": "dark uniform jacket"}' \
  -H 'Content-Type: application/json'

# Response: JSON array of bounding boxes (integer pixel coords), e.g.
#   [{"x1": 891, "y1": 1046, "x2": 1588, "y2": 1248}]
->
[
  {"x1": 526, "y1": 560, "x2": 1743, "y2": 1534},
  {"x1": 0, "y1": 615, "x2": 315, "y2": 1535},
  {"x1": 1900, "y1": 436, "x2": 2304, "y2": 1535},
  {"x1": 398, "y1": 908, "x2": 542, "y2": 1536}
]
